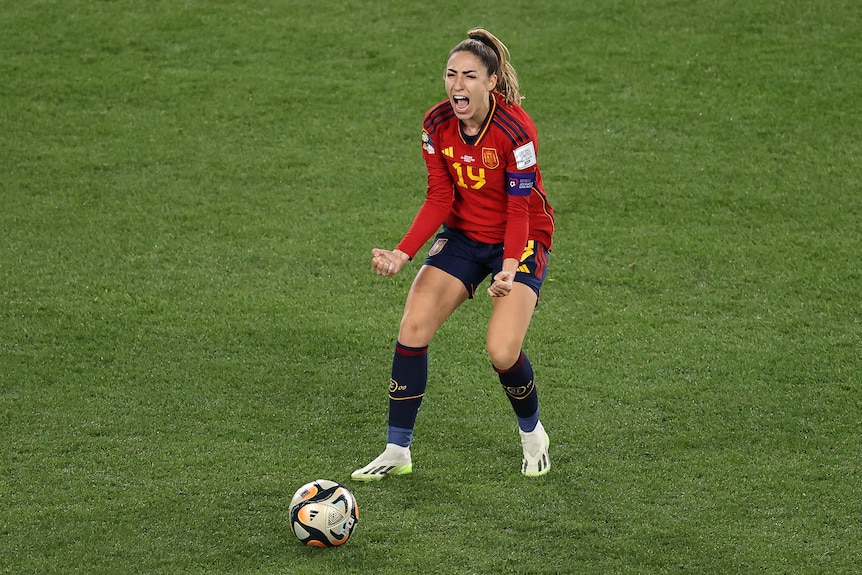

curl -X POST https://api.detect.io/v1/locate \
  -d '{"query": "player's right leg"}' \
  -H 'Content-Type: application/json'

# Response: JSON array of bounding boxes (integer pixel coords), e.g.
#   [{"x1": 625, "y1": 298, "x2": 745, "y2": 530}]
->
[{"x1": 352, "y1": 265, "x2": 468, "y2": 482}]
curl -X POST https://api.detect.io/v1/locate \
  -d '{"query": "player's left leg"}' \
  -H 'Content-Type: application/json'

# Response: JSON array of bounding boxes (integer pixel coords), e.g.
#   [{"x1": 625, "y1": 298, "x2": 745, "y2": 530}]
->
[
  {"x1": 487, "y1": 283, "x2": 550, "y2": 476},
  {"x1": 487, "y1": 282, "x2": 540, "y2": 430}
]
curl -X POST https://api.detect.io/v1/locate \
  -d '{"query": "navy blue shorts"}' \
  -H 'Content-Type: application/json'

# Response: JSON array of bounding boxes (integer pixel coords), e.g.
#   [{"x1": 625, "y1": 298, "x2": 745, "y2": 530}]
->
[{"x1": 423, "y1": 227, "x2": 550, "y2": 298}]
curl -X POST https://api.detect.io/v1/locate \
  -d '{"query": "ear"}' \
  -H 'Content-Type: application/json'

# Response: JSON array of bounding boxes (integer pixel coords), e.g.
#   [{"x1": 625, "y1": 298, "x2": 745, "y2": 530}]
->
[{"x1": 487, "y1": 73, "x2": 498, "y2": 92}]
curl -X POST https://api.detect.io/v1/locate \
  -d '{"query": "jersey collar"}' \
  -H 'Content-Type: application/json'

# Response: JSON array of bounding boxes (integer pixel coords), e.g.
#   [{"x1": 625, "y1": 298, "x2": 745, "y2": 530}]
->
[{"x1": 458, "y1": 94, "x2": 497, "y2": 146}]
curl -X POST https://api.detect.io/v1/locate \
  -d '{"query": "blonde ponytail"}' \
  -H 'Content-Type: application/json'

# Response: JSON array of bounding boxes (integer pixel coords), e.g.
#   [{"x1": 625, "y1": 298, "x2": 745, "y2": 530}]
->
[{"x1": 450, "y1": 28, "x2": 523, "y2": 105}]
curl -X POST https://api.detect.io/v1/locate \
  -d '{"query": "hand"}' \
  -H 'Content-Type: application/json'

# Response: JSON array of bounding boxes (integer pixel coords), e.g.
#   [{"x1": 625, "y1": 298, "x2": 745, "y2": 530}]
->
[
  {"x1": 488, "y1": 270, "x2": 515, "y2": 297},
  {"x1": 371, "y1": 248, "x2": 409, "y2": 277}
]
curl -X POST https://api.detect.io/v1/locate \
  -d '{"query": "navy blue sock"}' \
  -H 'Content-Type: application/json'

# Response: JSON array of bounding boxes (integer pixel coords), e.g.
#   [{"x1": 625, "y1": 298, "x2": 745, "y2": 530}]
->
[
  {"x1": 387, "y1": 342, "x2": 428, "y2": 447},
  {"x1": 495, "y1": 351, "x2": 539, "y2": 432}
]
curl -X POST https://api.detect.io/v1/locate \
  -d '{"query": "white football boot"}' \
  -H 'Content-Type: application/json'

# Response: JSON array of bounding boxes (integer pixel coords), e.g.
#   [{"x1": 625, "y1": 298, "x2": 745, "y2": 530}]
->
[
  {"x1": 351, "y1": 443, "x2": 413, "y2": 482},
  {"x1": 519, "y1": 420, "x2": 551, "y2": 476}
]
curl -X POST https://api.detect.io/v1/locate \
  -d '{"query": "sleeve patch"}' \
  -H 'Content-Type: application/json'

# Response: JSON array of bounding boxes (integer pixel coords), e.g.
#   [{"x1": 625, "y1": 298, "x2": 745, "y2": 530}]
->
[
  {"x1": 507, "y1": 171, "x2": 535, "y2": 196},
  {"x1": 513, "y1": 141, "x2": 537, "y2": 170},
  {"x1": 422, "y1": 130, "x2": 435, "y2": 155}
]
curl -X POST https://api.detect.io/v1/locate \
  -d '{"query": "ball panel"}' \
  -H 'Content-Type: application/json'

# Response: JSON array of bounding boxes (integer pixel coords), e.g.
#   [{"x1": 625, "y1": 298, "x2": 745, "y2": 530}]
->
[
  {"x1": 291, "y1": 521, "x2": 310, "y2": 540},
  {"x1": 289, "y1": 479, "x2": 340, "y2": 509}
]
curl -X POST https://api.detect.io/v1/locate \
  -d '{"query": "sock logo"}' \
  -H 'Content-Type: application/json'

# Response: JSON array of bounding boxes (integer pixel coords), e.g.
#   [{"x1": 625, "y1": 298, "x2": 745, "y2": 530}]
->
[
  {"x1": 389, "y1": 378, "x2": 425, "y2": 401},
  {"x1": 504, "y1": 380, "x2": 534, "y2": 400}
]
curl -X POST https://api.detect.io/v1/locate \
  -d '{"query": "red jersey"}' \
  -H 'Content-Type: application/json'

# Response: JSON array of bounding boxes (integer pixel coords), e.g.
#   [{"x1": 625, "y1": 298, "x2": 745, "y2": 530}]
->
[{"x1": 396, "y1": 93, "x2": 555, "y2": 261}]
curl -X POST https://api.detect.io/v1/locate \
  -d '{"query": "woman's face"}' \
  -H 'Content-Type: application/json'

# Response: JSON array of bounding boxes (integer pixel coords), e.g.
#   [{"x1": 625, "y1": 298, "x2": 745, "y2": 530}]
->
[{"x1": 445, "y1": 51, "x2": 497, "y2": 125}]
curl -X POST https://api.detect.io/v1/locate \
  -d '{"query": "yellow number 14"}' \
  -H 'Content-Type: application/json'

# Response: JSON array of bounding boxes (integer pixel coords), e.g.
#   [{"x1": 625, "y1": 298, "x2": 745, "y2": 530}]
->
[{"x1": 452, "y1": 163, "x2": 486, "y2": 190}]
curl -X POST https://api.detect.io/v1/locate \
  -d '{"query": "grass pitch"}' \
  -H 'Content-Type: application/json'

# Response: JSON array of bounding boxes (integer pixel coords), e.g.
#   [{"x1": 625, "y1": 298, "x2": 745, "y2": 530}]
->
[{"x1": 2, "y1": 1, "x2": 860, "y2": 574}]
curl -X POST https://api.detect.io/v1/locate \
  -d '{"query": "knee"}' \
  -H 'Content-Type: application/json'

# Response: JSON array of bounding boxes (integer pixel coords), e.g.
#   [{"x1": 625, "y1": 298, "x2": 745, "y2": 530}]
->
[
  {"x1": 486, "y1": 336, "x2": 521, "y2": 370},
  {"x1": 398, "y1": 313, "x2": 434, "y2": 348}
]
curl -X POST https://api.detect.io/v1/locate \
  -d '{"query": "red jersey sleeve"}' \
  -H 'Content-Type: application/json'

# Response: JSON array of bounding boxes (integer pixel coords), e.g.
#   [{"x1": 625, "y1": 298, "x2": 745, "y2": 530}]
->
[
  {"x1": 395, "y1": 126, "x2": 454, "y2": 259},
  {"x1": 504, "y1": 193, "x2": 531, "y2": 261},
  {"x1": 502, "y1": 139, "x2": 540, "y2": 261}
]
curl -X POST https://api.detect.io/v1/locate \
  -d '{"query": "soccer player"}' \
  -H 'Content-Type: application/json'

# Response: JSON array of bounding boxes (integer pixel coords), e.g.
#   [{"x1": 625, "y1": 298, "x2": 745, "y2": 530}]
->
[{"x1": 352, "y1": 28, "x2": 555, "y2": 481}]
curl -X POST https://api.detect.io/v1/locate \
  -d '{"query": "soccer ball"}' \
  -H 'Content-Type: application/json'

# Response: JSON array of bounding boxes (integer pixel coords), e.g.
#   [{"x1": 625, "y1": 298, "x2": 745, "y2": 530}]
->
[{"x1": 289, "y1": 479, "x2": 359, "y2": 547}]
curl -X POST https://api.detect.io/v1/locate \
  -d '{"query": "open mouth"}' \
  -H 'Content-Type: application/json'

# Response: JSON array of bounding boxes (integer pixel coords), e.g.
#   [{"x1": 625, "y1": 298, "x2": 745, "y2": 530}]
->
[{"x1": 452, "y1": 95, "x2": 470, "y2": 113}]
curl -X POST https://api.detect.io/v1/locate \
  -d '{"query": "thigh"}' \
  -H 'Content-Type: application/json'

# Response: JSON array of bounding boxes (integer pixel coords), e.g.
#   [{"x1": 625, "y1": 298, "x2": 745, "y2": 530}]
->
[
  {"x1": 486, "y1": 282, "x2": 539, "y2": 369},
  {"x1": 398, "y1": 265, "x2": 469, "y2": 347}
]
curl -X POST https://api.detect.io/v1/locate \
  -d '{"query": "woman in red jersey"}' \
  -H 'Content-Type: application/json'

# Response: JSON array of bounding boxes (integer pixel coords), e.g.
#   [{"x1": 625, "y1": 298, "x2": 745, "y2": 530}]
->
[{"x1": 352, "y1": 28, "x2": 555, "y2": 481}]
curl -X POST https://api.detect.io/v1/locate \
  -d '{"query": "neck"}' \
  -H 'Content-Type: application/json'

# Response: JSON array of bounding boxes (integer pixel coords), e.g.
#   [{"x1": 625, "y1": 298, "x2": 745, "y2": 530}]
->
[{"x1": 460, "y1": 95, "x2": 492, "y2": 135}]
